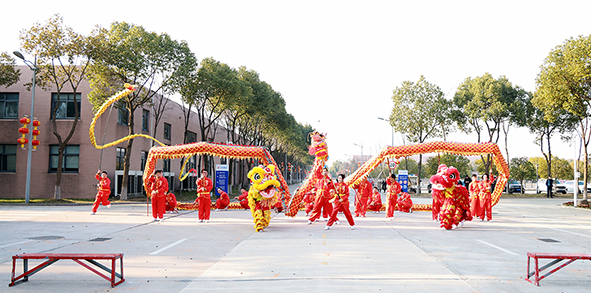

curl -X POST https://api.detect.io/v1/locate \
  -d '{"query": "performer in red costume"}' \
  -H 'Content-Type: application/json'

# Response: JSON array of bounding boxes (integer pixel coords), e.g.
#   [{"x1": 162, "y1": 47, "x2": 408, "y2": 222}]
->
[
  {"x1": 325, "y1": 174, "x2": 355, "y2": 230},
  {"x1": 303, "y1": 188, "x2": 316, "y2": 216},
  {"x1": 235, "y1": 187, "x2": 250, "y2": 210},
  {"x1": 354, "y1": 179, "x2": 372, "y2": 217},
  {"x1": 91, "y1": 170, "x2": 111, "y2": 215},
  {"x1": 307, "y1": 168, "x2": 334, "y2": 224},
  {"x1": 367, "y1": 187, "x2": 383, "y2": 213},
  {"x1": 468, "y1": 174, "x2": 481, "y2": 220},
  {"x1": 195, "y1": 169, "x2": 213, "y2": 222},
  {"x1": 397, "y1": 193, "x2": 413, "y2": 213},
  {"x1": 431, "y1": 165, "x2": 446, "y2": 221},
  {"x1": 215, "y1": 187, "x2": 230, "y2": 211},
  {"x1": 165, "y1": 191, "x2": 178, "y2": 214},
  {"x1": 386, "y1": 174, "x2": 401, "y2": 219},
  {"x1": 479, "y1": 173, "x2": 494, "y2": 221},
  {"x1": 149, "y1": 170, "x2": 168, "y2": 221}
]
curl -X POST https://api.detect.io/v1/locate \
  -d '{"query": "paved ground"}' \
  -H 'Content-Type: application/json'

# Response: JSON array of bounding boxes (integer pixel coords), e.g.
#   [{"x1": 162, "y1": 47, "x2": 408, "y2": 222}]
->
[{"x1": 1, "y1": 188, "x2": 590, "y2": 292}]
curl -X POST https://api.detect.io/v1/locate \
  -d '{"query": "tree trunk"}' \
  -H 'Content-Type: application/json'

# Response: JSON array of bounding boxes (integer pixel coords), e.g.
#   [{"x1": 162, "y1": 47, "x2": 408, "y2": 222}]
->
[
  {"x1": 121, "y1": 110, "x2": 135, "y2": 201},
  {"x1": 54, "y1": 147, "x2": 64, "y2": 200},
  {"x1": 581, "y1": 137, "x2": 589, "y2": 204}
]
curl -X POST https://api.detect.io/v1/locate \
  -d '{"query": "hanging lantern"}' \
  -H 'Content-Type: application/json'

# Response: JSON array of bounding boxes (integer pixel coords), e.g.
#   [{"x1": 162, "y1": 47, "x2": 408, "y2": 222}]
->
[
  {"x1": 31, "y1": 120, "x2": 41, "y2": 150},
  {"x1": 18, "y1": 116, "x2": 31, "y2": 149}
]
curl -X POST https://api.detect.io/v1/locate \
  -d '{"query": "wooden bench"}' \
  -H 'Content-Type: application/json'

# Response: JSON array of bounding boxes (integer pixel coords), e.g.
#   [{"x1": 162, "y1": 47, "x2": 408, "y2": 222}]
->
[
  {"x1": 10, "y1": 253, "x2": 124, "y2": 288},
  {"x1": 526, "y1": 252, "x2": 591, "y2": 286}
]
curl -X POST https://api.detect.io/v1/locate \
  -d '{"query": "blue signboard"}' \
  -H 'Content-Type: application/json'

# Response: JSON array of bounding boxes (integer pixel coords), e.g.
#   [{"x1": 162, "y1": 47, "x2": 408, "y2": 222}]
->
[
  {"x1": 398, "y1": 170, "x2": 409, "y2": 193},
  {"x1": 215, "y1": 164, "x2": 229, "y2": 196}
]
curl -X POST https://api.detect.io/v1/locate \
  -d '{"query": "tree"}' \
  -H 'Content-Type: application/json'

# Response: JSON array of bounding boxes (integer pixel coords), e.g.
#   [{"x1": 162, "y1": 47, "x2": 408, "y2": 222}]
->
[
  {"x1": 0, "y1": 52, "x2": 21, "y2": 87},
  {"x1": 509, "y1": 157, "x2": 536, "y2": 194},
  {"x1": 425, "y1": 154, "x2": 471, "y2": 177},
  {"x1": 529, "y1": 156, "x2": 574, "y2": 180},
  {"x1": 522, "y1": 94, "x2": 577, "y2": 180},
  {"x1": 20, "y1": 14, "x2": 93, "y2": 199},
  {"x1": 533, "y1": 34, "x2": 591, "y2": 203},
  {"x1": 87, "y1": 22, "x2": 196, "y2": 200},
  {"x1": 454, "y1": 73, "x2": 526, "y2": 173},
  {"x1": 389, "y1": 75, "x2": 448, "y2": 185}
]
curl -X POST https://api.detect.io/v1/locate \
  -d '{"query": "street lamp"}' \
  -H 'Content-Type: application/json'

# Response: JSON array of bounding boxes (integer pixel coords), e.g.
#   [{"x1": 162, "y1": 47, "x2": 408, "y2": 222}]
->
[
  {"x1": 535, "y1": 164, "x2": 539, "y2": 194},
  {"x1": 13, "y1": 51, "x2": 38, "y2": 204},
  {"x1": 353, "y1": 143, "x2": 363, "y2": 164},
  {"x1": 377, "y1": 117, "x2": 394, "y2": 146}
]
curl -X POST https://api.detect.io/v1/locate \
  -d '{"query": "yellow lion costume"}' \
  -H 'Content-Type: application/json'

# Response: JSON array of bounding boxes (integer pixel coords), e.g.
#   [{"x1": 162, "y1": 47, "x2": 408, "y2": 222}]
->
[{"x1": 247, "y1": 164, "x2": 280, "y2": 232}]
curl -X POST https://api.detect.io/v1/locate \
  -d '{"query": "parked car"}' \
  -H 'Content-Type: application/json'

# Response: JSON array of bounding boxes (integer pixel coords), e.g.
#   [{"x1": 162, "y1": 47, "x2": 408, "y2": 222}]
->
[
  {"x1": 507, "y1": 180, "x2": 522, "y2": 194},
  {"x1": 556, "y1": 181, "x2": 591, "y2": 194}
]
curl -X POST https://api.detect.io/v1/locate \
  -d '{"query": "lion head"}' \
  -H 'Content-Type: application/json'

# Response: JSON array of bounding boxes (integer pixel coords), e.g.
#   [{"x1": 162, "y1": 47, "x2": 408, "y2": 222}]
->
[{"x1": 247, "y1": 164, "x2": 281, "y2": 200}]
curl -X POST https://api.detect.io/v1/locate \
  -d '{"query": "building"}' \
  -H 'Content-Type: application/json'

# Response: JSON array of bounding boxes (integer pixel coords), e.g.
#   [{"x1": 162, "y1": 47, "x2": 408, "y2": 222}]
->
[{"x1": 0, "y1": 66, "x2": 248, "y2": 199}]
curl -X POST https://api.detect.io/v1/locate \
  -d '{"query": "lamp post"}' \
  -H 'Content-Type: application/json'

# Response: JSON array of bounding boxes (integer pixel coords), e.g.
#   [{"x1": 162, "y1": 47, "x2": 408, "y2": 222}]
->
[
  {"x1": 353, "y1": 143, "x2": 363, "y2": 165},
  {"x1": 13, "y1": 51, "x2": 37, "y2": 204},
  {"x1": 377, "y1": 117, "x2": 394, "y2": 146},
  {"x1": 535, "y1": 164, "x2": 539, "y2": 194}
]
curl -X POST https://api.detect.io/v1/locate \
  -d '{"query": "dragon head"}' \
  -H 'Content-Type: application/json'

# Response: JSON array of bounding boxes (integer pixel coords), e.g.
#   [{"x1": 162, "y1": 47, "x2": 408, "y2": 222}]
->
[
  {"x1": 429, "y1": 164, "x2": 460, "y2": 191},
  {"x1": 247, "y1": 164, "x2": 281, "y2": 199},
  {"x1": 308, "y1": 131, "x2": 328, "y2": 159}
]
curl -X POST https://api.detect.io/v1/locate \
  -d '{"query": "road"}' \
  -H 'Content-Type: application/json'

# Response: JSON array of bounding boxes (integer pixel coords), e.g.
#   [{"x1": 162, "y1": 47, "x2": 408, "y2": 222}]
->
[{"x1": 0, "y1": 190, "x2": 590, "y2": 292}]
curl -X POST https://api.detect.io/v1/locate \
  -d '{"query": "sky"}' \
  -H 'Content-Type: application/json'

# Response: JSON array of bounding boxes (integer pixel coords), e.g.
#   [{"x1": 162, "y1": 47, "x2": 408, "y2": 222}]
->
[{"x1": 1, "y1": 0, "x2": 589, "y2": 164}]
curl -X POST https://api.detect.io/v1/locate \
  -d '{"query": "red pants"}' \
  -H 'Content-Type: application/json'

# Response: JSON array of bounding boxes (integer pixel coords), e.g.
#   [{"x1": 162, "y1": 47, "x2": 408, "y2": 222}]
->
[
  {"x1": 152, "y1": 195, "x2": 165, "y2": 219},
  {"x1": 327, "y1": 201, "x2": 355, "y2": 226},
  {"x1": 239, "y1": 200, "x2": 249, "y2": 209},
  {"x1": 386, "y1": 197, "x2": 397, "y2": 218},
  {"x1": 309, "y1": 196, "x2": 331, "y2": 222},
  {"x1": 305, "y1": 202, "x2": 314, "y2": 214},
  {"x1": 322, "y1": 203, "x2": 332, "y2": 219},
  {"x1": 470, "y1": 196, "x2": 480, "y2": 219},
  {"x1": 367, "y1": 203, "x2": 382, "y2": 212},
  {"x1": 480, "y1": 195, "x2": 492, "y2": 221},
  {"x1": 198, "y1": 196, "x2": 211, "y2": 220},
  {"x1": 355, "y1": 196, "x2": 368, "y2": 217},
  {"x1": 92, "y1": 192, "x2": 110, "y2": 213},
  {"x1": 432, "y1": 197, "x2": 442, "y2": 220},
  {"x1": 215, "y1": 198, "x2": 229, "y2": 210}
]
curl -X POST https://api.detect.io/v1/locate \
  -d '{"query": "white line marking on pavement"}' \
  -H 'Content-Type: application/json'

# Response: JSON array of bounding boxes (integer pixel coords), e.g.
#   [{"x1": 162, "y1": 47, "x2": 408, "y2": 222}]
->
[
  {"x1": 0, "y1": 240, "x2": 32, "y2": 249},
  {"x1": 511, "y1": 218, "x2": 591, "y2": 239},
  {"x1": 150, "y1": 238, "x2": 188, "y2": 255},
  {"x1": 476, "y1": 240, "x2": 518, "y2": 255}
]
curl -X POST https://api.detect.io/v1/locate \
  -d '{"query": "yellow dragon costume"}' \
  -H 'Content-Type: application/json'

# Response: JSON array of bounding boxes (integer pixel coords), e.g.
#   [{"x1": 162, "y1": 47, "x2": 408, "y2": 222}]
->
[{"x1": 247, "y1": 164, "x2": 280, "y2": 232}]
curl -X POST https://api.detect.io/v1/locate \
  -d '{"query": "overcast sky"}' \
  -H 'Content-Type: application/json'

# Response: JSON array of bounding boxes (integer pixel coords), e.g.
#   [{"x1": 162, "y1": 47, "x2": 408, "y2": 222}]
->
[{"x1": 2, "y1": 0, "x2": 589, "y2": 164}]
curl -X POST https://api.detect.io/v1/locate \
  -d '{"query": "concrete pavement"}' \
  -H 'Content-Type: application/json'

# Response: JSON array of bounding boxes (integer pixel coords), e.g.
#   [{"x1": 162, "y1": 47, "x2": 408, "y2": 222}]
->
[{"x1": 1, "y1": 191, "x2": 590, "y2": 292}]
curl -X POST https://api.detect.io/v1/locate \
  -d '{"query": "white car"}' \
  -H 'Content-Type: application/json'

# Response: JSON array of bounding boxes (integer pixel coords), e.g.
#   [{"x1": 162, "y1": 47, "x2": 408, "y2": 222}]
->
[{"x1": 559, "y1": 181, "x2": 591, "y2": 194}]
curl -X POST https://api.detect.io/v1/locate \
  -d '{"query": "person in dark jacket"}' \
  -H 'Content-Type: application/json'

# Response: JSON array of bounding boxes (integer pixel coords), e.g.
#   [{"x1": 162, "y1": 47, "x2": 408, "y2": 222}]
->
[{"x1": 546, "y1": 177, "x2": 553, "y2": 198}]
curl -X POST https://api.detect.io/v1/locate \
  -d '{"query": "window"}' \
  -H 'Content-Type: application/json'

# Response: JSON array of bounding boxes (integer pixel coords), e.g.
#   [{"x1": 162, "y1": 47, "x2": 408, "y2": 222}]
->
[
  {"x1": 51, "y1": 93, "x2": 81, "y2": 119},
  {"x1": 0, "y1": 93, "x2": 19, "y2": 119},
  {"x1": 117, "y1": 104, "x2": 129, "y2": 126},
  {"x1": 116, "y1": 147, "x2": 125, "y2": 170},
  {"x1": 163, "y1": 159, "x2": 171, "y2": 172},
  {"x1": 140, "y1": 151, "x2": 147, "y2": 171},
  {"x1": 0, "y1": 144, "x2": 17, "y2": 172},
  {"x1": 142, "y1": 109, "x2": 149, "y2": 131},
  {"x1": 185, "y1": 131, "x2": 197, "y2": 143},
  {"x1": 163, "y1": 123, "x2": 171, "y2": 140},
  {"x1": 49, "y1": 145, "x2": 79, "y2": 173}
]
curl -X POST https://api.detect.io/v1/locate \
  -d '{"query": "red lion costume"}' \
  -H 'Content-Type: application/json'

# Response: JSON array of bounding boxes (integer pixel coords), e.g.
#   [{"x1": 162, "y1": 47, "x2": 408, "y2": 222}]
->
[{"x1": 429, "y1": 164, "x2": 471, "y2": 230}]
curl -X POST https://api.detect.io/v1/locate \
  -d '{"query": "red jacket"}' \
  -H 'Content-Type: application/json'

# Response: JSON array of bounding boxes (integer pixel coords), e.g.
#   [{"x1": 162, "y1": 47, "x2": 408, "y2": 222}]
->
[
  {"x1": 95, "y1": 174, "x2": 111, "y2": 196},
  {"x1": 333, "y1": 182, "x2": 350, "y2": 204},
  {"x1": 149, "y1": 176, "x2": 169, "y2": 197},
  {"x1": 197, "y1": 177, "x2": 213, "y2": 198}
]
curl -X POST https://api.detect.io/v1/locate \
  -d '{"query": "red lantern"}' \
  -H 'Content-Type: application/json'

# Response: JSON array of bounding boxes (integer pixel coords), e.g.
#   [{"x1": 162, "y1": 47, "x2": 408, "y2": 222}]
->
[
  {"x1": 31, "y1": 120, "x2": 40, "y2": 150},
  {"x1": 19, "y1": 127, "x2": 29, "y2": 134},
  {"x1": 19, "y1": 117, "x2": 30, "y2": 125},
  {"x1": 17, "y1": 137, "x2": 28, "y2": 148}
]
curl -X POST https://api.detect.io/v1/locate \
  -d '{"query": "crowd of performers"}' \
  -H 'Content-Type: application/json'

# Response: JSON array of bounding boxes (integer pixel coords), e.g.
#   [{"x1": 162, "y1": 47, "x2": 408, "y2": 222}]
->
[{"x1": 91, "y1": 165, "x2": 495, "y2": 231}]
